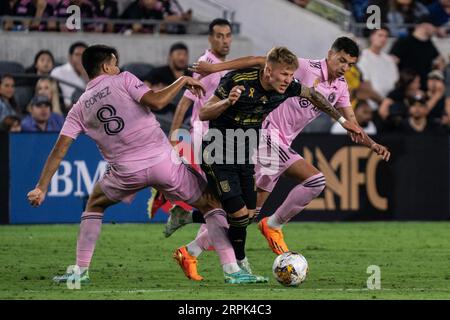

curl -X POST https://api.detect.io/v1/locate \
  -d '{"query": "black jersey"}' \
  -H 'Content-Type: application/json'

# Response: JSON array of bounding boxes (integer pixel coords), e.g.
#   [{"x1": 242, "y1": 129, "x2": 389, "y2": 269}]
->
[
  {"x1": 204, "y1": 68, "x2": 302, "y2": 164},
  {"x1": 211, "y1": 68, "x2": 302, "y2": 131}
]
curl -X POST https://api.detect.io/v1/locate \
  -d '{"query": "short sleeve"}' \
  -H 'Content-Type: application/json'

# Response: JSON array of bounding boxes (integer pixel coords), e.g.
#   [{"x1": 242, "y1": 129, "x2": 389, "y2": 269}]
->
[
  {"x1": 214, "y1": 71, "x2": 236, "y2": 100},
  {"x1": 295, "y1": 58, "x2": 310, "y2": 81},
  {"x1": 123, "y1": 71, "x2": 151, "y2": 103},
  {"x1": 284, "y1": 78, "x2": 302, "y2": 98},
  {"x1": 336, "y1": 81, "x2": 351, "y2": 108},
  {"x1": 60, "y1": 104, "x2": 84, "y2": 140}
]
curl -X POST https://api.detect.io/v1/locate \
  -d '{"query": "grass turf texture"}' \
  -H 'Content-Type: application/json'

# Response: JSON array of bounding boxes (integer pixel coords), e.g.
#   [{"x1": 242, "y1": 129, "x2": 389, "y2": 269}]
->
[{"x1": 1, "y1": 222, "x2": 449, "y2": 300}]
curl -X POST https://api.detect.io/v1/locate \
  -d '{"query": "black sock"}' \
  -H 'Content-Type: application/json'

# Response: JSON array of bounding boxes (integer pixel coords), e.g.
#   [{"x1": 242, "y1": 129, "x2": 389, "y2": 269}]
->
[
  {"x1": 192, "y1": 209, "x2": 205, "y2": 223},
  {"x1": 228, "y1": 215, "x2": 249, "y2": 261}
]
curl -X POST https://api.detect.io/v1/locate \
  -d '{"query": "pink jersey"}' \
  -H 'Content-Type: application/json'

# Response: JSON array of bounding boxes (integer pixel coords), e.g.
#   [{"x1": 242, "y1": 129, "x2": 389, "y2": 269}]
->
[
  {"x1": 263, "y1": 58, "x2": 351, "y2": 145},
  {"x1": 183, "y1": 49, "x2": 228, "y2": 133},
  {"x1": 61, "y1": 71, "x2": 173, "y2": 173}
]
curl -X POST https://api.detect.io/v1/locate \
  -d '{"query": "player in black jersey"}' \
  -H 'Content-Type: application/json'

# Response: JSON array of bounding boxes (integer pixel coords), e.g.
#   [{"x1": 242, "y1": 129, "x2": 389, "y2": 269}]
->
[{"x1": 196, "y1": 46, "x2": 363, "y2": 271}]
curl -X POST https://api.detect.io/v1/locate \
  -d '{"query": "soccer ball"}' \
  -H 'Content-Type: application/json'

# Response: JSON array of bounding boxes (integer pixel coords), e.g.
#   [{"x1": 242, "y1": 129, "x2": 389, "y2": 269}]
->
[{"x1": 272, "y1": 251, "x2": 308, "y2": 287}]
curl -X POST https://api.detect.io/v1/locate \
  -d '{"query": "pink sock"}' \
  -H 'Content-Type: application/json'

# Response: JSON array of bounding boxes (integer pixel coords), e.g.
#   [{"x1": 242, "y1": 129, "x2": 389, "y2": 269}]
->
[
  {"x1": 273, "y1": 173, "x2": 326, "y2": 225},
  {"x1": 195, "y1": 224, "x2": 212, "y2": 251},
  {"x1": 76, "y1": 212, "x2": 103, "y2": 268},
  {"x1": 204, "y1": 209, "x2": 236, "y2": 265}
]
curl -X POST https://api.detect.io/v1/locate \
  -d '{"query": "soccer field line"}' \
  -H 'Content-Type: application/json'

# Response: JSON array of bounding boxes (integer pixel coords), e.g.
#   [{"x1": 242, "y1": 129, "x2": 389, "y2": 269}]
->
[{"x1": 20, "y1": 288, "x2": 450, "y2": 294}]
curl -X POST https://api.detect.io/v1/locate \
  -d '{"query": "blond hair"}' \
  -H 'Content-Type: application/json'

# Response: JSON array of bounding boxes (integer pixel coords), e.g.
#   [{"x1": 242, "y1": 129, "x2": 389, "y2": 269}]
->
[
  {"x1": 266, "y1": 46, "x2": 299, "y2": 69},
  {"x1": 35, "y1": 78, "x2": 63, "y2": 115}
]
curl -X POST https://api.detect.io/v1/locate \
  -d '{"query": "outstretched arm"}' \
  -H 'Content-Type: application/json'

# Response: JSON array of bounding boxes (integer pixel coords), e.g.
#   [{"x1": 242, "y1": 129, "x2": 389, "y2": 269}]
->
[
  {"x1": 339, "y1": 107, "x2": 390, "y2": 161},
  {"x1": 27, "y1": 135, "x2": 74, "y2": 207},
  {"x1": 140, "y1": 76, "x2": 205, "y2": 111},
  {"x1": 299, "y1": 86, "x2": 363, "y2": 137},
  {"x1": 191, "y1": 56, "x2": 266, "y2": 77},
  {"x1": 169, "y1": 96, "x2": 194, "y2": 142}
]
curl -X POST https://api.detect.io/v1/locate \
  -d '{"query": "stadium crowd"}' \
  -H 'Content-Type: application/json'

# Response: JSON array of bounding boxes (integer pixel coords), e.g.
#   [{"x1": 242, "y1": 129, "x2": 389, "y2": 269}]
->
[
  {"x1": 0, "y1": 0, "x2": 192, "y2": 34},
  {"x1": 1, "y1": 1, "x2": 450, "y2": 135}
]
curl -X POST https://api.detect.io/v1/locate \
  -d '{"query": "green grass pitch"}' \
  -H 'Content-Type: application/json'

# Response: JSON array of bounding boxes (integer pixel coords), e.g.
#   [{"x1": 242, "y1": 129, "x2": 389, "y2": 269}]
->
[{"x1": 1, "y1": 222, "x2": 449, "y2": 299}]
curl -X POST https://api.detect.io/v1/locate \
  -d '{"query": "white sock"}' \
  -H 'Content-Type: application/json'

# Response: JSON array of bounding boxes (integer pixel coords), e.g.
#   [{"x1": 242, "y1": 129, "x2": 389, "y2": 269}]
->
[
  {"x1": 267, "y1": 215, "x2": 283, "y2": 229},
  {"x1": 223, "y1": 263, "x2": 241, "y2": 274},
  {"x1": 186, "y1": 241, "x2": 203, "y2": 257},
  {"x1": 237, "y1": 257, "x2": 248, "y2": 265},
  {"x1": 78, "y1": 266, "x2": 88, "y2": 274}
]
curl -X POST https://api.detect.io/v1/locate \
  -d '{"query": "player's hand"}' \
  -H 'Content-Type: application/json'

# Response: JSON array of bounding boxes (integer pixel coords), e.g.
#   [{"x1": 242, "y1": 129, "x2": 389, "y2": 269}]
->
[
  {"x1": 343, "y1": 121, "x2": 363, "y2": 141},
  {"x1": 184, "y1": 77, "x2": 206, "y2": 98},
  {"x1": 27, "y1": 188, "x2": 46, "y2": 207},
  {"x1": 189, "y1": 61, "x2": 215, "y2": 77},
  {"x1": 228, "y1": 85, "x2": 245, "y2": 105},
  {"x1": 371, "y1": 143, "x2": 391, "y2": 162}
]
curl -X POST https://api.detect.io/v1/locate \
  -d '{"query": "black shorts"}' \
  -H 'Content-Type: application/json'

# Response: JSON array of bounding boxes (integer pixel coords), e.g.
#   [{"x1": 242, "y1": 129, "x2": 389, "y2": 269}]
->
[{"x1": 201, "y1": 162, "x2": 257, "y2": 212}]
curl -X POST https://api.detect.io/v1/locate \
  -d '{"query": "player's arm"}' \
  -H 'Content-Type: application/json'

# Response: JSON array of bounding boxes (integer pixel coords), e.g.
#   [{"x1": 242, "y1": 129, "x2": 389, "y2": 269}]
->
[
  {"x1": 169, "y1": 96, "x2": 194, "y2": 143},
  {"x1": 299, "y1": 86, "x2": 363, "y2": 136},
  {"x1": 140, "y1": 76, "x2": 205, "y2": 111},
  {"x1": 339, "y1": 107, "x2": 390, "y2": 161},
  {"x1": 191, "y1": 56, "x2": 266, "y2": 77},
  {"x1": 27, "y1": 135, "x2": 74, "y2": 207},
  {"x1": 199, "y1": 86, "x2": 244, "y2": 121}
]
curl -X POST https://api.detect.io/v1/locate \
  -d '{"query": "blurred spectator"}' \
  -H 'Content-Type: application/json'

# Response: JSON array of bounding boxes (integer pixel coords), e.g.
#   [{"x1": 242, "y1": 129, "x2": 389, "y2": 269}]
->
[
  {"x1": 358, "y1": 26, "x2": 399, "y2": 111},
  {"x1": 54, "y1": 0, "x2": 97, "y2": 32},
  {"x1": 378, "y1": 69, "x2": 422, "y2": 129},
  {"x1": 1, "y1": 1, "x2": 21, "y2": 30},
  {"x1": 92, "y1": 0, "x2": 118, "y2": 32},
  {"x1": 387, "y1": 0, "x2": 429, "y2": 37},
  {"x1": 0, "y1": 75, "x2": 21, "y2": 122},
  {"x1": 425, "y1": 69, "x2": 446, "y2": 122},
  {"x1": 330, "y1": 100, "x2": 377, "y2": 134},
  {"x1": 144, "y1": 42, "x2": 192, "y2": 113},
  {"x1": 21, "y1": 95, "x2": 64, "y2": 132},
  {"x1": 390, "y1": 15, "x2": 443, "y2": 90},
  {"x1": 427, "y1": 0, "x2": 450, "y2": 27},
  {"x1": 50, "y1": 41, "x2": 88, "y2": 109},
  {"x1": 0, "y1": 115, "x2": 22, "y2": 132},
  {"x1": 23, "y1": 49, "x2": 55, "y2": 87},
  {"x1": 396, "y1": 95, "x2": 444, "y2": 133},
  {"x1": 12, "y1": 0, "x2": 57, "y2": 31},
  {"x1": 35, "y1": 77, "x2": 64, "y2": 115},
  {"x1": 348, "y1": 0, "x2": 370, "y2": 22},
  {"x1": 121, "y1": 0, "x2": 164, "y2": 33},
  {"x1": 344, "y1": 64, "x2": 384, "y2": 110},
  {"x1": 160, "y1": 0, "x2": 192, "y2": 34},
  {"x1": 26, "y1": 50, "x2": 55, "y2": 76}
]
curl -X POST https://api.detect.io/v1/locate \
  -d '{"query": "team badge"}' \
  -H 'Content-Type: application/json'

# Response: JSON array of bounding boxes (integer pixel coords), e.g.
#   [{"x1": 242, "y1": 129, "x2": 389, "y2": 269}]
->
[
  {"x1": 220, "y1": 180, "x2": 231, "y2": 193},
  {"x1": 328, "y1": 92, "x2": 336, "y2": 103}
]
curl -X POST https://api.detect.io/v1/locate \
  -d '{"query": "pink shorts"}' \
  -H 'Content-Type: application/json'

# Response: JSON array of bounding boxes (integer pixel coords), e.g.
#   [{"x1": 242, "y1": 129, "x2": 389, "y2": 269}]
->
[
  {"x1": 99, "y1": 158, "x2": 206, "y2": 205},
  {"x1": 255, "y1": 133, "x2": 303, "y2": 193}
]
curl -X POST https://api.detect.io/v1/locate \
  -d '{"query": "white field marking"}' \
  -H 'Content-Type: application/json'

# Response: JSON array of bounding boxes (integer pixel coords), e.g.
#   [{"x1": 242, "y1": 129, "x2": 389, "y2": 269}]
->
[{"x1": 20, "y1": 288, "x2": 450, "y2": 294}]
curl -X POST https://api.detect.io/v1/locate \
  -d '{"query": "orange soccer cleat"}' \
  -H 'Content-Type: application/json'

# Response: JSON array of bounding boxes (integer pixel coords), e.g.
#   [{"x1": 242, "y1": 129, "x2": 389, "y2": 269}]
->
[
  {"x1": 258, "y1": 217, "x2": 289, "y2": 255},
  {"x1": 173, "y1": 246, "x2": 204, "y2": 281}
]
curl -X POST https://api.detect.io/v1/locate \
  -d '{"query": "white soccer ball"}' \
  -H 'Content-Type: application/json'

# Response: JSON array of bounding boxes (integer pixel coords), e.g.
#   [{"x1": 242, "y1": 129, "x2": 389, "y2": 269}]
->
[{"x1": 272, "y1": 251, "x2": 309, "y2": 287}]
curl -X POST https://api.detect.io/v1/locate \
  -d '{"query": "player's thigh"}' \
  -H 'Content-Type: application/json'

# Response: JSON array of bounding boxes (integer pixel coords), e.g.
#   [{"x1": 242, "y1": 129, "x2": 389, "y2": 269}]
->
[
  {"x1": 201, "y1": 163, "x2": 247, "y2": 216},
  {"x1": 238, "y1": 164, "x2": 257, "y2": 211},
  {"x1": 86, "y1": 182, "x2": 118, "y2": 213},
  {"x1": 283, "y1": 159, "x2": 321, "y2": 184}
]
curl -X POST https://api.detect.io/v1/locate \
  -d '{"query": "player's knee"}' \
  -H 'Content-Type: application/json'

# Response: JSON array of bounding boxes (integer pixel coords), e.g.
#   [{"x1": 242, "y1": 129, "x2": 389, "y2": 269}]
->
[
  {"x1": 302, "y1": 173, "x2": 326, "y2": 198},
  {"x1": 222, "y1": 196, "x2": 247, "y2": 216}
]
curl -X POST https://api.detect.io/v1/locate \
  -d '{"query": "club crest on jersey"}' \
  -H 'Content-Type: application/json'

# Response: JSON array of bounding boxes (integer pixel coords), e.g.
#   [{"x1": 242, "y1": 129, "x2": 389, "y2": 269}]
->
[
  {"x1": 328, "y1": 92, "x2": 336, "y2": 103},
  {"x1": 298, "y1": 97, "x2": 311, "y2": 108},
  {"x1": 220, "y1": 180, "x2": 231, "y2": 193}
]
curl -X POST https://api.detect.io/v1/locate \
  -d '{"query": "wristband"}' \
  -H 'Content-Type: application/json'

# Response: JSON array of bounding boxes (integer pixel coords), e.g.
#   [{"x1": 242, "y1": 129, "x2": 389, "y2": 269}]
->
[{"x1": 338, "y1": 116, "x2": 347, "y2": 125}]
